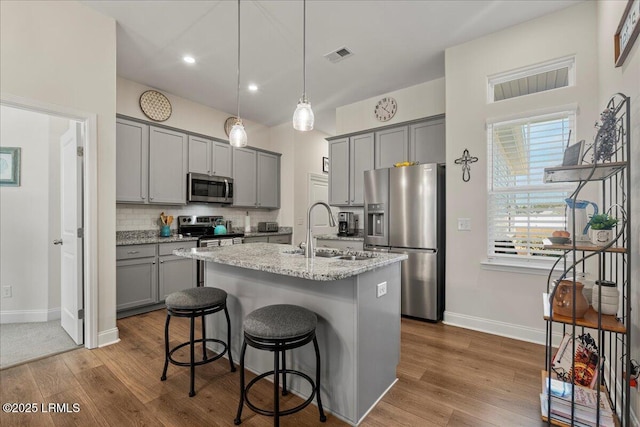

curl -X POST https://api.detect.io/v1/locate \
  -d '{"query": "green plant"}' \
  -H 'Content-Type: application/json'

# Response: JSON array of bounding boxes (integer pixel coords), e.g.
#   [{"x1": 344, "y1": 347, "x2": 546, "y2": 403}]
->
[{"x1": 589, "y1": 213, "x2": 618, "y2": 230}]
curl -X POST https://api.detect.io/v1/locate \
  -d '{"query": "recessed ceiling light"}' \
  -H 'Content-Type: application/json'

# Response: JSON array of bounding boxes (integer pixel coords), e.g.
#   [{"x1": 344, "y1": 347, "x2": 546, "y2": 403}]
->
[
  {"x1": 248, "y1": 83, "x2": 258, "y2": 92},
  {"x1": 183, "y1": 56, "x2": 196, "y2": 64}
]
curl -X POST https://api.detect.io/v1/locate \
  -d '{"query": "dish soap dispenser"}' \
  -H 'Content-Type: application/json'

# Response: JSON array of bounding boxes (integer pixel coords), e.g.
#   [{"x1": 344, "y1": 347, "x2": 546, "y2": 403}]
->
[{"x1": 244, "y1": 211, "x2": 251, "y2": 233}]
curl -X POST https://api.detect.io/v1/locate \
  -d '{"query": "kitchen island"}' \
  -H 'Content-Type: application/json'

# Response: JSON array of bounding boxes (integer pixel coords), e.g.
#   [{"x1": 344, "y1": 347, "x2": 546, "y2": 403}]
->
[{"x1": 174, "y1": 243, "x2": 406, "y2": 425}]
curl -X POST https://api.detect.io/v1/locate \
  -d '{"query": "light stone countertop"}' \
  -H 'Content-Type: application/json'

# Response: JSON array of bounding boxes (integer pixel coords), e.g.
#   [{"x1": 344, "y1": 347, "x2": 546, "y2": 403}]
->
[
  {"x1": 173, "y1": 242, "x2": 406, "y2": 281},
  {"x1": 116, "y1": 230, "x2": 199, "y2": 246}
]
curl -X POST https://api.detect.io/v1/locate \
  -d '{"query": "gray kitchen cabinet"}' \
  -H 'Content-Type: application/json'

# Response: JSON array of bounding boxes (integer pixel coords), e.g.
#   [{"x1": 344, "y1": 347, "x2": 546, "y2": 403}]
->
[
  {"x1": 328, "y1": 134, "x2": 373, "y2": 206},
  {"x1": 243, "y1": 236, "x2": 269, "y2": 243},
  {"x1": 409, "y1": 118, "x2": 445, "y2": 164},
  {"x1": 233, "y1": 147, "x2": 280, "y2": 209},
  {"x1": 188, "y1": 135, "x2": 232, "y2": 177},
  {"x1": 116, "y1": 118, "x2": 149, "y2": 203},
  {"x1": 375, "y1": 126, "x2": 409, "y2": 169},
  {"x1": 243, "y1": 234, "x2": 291, "y2": 244},
  {"x1": 116, "y1": 244, "x2": 158, "y2": 311},
  {"x1": 159, "y1": 255, "x2": 196, "y2": 301},
  {"x1": 316, "y1": 239, "x2": 364, "y2": 251},
  {"x1": 149, "y1": 126, "x2": 188, "y2": 204}
]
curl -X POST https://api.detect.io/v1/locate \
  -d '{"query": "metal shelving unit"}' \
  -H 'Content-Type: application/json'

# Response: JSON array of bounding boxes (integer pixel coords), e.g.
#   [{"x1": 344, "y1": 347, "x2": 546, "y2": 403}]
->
[{"x1": 541, "y1": 93, "x2": 631, "y2": 426}]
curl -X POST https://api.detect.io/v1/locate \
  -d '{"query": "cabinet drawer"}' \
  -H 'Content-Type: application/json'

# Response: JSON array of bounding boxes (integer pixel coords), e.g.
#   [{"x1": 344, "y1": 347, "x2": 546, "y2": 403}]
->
[
  {"x1": 244, "y1": 236, "x2": 269, "y2": 243},
  {"x1": 117, "y1": 244, "x2": 157, "y2": 260},
  {"x1": 269, "y1": 235, "x2": 291, "y2": 244},
  {"x1": 159, "y1": 241, "x2": 197, "y2": 256}
]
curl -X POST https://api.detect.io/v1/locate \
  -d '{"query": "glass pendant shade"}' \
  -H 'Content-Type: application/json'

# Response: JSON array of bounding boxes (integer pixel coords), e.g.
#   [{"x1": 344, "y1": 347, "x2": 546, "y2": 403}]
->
[
  {"x1": 293, "y1": 99, "x2": 314, "y2": 131},
  {"x1": 229, "y1": 122, "x2": 247, "y2": 147}
]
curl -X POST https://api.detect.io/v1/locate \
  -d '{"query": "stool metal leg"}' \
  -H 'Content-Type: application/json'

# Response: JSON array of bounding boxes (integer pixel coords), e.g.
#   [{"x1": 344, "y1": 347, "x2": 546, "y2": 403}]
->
[
  {"x1": 201, "y1": 312, "x2": 207, "y2": 361},
  {"x1": 189, "y1": 316, "x2": 196, "y2": 397},
  {"x1": 234, "y1": 341, "x2": 248, "y2": 425},
  {"x1": 160, "y1": 313, "x2": 171, "y2": 381},
  {"x1": 281, "y1": 350, "x2": 288, "y2": 396},
  {"x1": 274, "y1": 347, "x2": 280, "y2": 427},
  {"x1": 224, "y1": 305, "x2": 236, "y2": 372},
  {"x1": 313, "y1": 337, "x2": 327, "y2": 422}
]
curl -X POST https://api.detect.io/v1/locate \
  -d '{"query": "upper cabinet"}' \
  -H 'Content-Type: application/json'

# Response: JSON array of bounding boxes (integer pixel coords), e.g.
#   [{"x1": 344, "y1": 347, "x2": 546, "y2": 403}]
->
[
  {"x1": 409, "y1": 118, "x2": 445, "y2": 164},
  {"x1": 328, "y1": 134, "x2": 374, "y2": 206},
  {"x1": 232, "y1": 147, "x2": 280, "y2": 209},
  {"x1": 375, "y1": 126, "x2": 409, "y2": 169},
  {"x1": 328, "y1": 138, "x2": 350, "y2": 206},
  {"x1": 116, "y1": 118, "x2": 188, "y2": 205},
  {"x1": 188, "y1": 135, "x2": 232, "y2": 178}
]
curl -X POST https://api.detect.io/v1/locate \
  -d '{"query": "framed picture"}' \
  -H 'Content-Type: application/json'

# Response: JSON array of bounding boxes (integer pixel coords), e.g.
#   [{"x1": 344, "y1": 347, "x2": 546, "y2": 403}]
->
[
  {"x1": 614, "y1": 0, "x2": 640, "y2": 67},
  {"x1": 0, "y1": 147, "x2": 21, "y2": 187},
  {"x1": 322, "y1": 156, "x2": 329, "y2": 173},
  {"x1": 562, "y1": 140, "x2": 585, "y2": 166}
]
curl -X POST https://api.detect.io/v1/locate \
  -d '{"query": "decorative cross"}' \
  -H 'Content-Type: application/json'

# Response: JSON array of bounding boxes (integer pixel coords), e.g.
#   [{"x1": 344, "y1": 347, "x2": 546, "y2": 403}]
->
[{"x1": 454, "y1": 149, "x2": 478, "y2": 182}]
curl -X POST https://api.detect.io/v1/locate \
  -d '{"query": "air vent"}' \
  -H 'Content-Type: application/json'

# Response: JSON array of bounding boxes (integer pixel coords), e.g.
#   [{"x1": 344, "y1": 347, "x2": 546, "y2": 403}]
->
[{"x1": 324, "y1": 46, "x2": 354, "y2": 63}]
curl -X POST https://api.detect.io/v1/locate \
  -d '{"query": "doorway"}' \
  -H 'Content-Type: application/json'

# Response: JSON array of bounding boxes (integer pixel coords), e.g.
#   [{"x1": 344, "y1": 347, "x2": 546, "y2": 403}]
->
[
  {"x1": 307, "y1": 173, "x2": 337, "y2": 235},
  {"x1": 0, "y1": 105, "x2": 85, "y2": 368}
]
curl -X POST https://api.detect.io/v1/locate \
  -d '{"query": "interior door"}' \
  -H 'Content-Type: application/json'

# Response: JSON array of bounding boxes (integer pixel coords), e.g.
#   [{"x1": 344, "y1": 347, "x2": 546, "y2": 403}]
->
[
  {"x1": 308, "y1": 174, "x2": 335, "y2": 235},
  {"x1": 60, "y1": 122, "x2": 83, "y2": 345}
]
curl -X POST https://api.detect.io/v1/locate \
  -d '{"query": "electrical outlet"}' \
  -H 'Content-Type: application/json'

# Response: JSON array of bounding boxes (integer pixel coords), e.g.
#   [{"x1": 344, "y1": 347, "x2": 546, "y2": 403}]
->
[
  {"x1": 457, "y1": 218, "x2": 471, "y2": 231},
  {"x1": 1, "y1": 286, "x2": 12, "y2": 298},
  {"x1": 376, "y1": 282, "x2": 387, "y2": 298}
]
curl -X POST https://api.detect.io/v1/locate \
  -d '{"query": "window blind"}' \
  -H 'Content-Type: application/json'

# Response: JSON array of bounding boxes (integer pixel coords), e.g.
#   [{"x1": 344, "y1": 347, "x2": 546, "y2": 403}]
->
[{"x1": 487, "y1": 112, "x2": 575, "y2": 261}]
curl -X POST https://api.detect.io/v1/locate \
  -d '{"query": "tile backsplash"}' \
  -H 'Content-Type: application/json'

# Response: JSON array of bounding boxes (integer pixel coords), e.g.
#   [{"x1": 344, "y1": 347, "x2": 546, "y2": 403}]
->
[{"x1": 116, "y1": 203, "x2": 279, "y2": 231}]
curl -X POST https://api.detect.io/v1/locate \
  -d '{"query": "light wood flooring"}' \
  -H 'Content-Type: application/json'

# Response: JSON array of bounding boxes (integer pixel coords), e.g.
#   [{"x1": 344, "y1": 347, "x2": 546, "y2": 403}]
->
[{"x1": 0, "y1": 309, "x2": 547, "y2": 426}]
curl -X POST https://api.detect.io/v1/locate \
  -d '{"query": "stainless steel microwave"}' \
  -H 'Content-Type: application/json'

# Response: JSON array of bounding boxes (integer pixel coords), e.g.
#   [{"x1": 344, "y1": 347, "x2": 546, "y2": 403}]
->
[{"x1": 187, "y1": 173, "x2": 233, "y2": 204}]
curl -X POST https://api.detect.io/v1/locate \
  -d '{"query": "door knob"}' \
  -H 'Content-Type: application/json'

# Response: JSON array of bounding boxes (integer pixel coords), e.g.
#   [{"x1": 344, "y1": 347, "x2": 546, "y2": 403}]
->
[{"x1": 53, "y1": 239, "x2": 63, "y2": 245}]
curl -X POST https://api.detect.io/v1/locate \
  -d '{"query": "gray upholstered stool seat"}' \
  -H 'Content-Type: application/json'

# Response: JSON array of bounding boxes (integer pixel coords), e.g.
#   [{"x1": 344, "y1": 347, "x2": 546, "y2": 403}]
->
[
  {"x1": 243, "y1": 304, "x2": 317, "y2": 340},
  {"x1": 165, "y1": 287, "x2": 227, "y2": 310},
  {"x1": 235, "y1": 304, "x2": 326, "y2": 426},
  {"x1": 161, "y1": 286, "x2": 235, "y2": 397}
]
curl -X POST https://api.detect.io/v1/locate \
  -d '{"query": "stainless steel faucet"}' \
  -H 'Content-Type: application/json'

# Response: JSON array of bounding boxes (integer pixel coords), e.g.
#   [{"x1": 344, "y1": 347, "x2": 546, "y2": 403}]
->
[{"x1": 305, "y1": 202, "x2": 337, "y2": 258}]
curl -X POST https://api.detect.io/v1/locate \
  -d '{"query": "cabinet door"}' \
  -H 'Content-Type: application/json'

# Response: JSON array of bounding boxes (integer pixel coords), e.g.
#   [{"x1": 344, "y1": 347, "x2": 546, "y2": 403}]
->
[
  {"x1": 375, "y1": 126, "x2": 409, "y2": 169},
  {"x1": 212, "y1": 141, "x2": 232, "y2": 177},
  {"x1": 243, "y1": 236, "x2": 269, "y2": 243},
  {"x1": 158, "y1": 255, "x2": 196, "y2": 301},
  {"x1": 257, "y1": 152, "x2": 280, "y2": 208},
  {"x1": 116, "y1": 118, "x2": 149, "y2": 203},
  {"x1": 116, "y1": 257, "x2": 158, "y2": 311},
  {"x1": 149, "y1": 126, "x2": 188, "y2": 204},
  {"x1": 268, "y1": 235, "x2": 291, "y2": 244},
  {"x1": 232, "y1": 147, "x2": 257, "y2": 207},
  {"x1": 349, "y1": 133, "x2": 374, "y2": 206},
  {"x1": 409, "y1": 119, "x2": 445, "y2": 164},
  {"x1": 188, "y1": 135, "x2": 211, "y2": 175},
  {"x1": 328, "y1": 138, "x2": 350, "y2": 206}
]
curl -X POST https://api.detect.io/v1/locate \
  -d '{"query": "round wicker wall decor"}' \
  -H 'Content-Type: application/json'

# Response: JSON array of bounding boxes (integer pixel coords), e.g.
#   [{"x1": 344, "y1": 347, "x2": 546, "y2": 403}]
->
[{"x1": 139, "y1": 90, "x2": 172, "y2": 122}]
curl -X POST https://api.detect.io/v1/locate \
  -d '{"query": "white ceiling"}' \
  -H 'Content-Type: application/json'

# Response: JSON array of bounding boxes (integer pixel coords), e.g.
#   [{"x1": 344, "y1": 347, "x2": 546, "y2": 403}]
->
[{"x1": 83, "y1": 0, "x2": 582, "y2": 135}]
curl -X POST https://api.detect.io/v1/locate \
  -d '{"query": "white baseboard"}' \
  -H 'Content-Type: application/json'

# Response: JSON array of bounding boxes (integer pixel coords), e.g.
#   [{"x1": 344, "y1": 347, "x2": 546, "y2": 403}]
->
[
  {"x1": 443, "y1": 311, "x2": 564, "y2": 346},
  {"x1": 97, "y1": 327, "x2": 120, "y2": 347},
  {"x1": 0, "y1": 308, "x2": 61, "y2": 324}
]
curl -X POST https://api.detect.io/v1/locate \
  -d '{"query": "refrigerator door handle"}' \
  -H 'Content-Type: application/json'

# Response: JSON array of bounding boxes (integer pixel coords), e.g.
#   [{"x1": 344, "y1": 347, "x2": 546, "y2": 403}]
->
[{"x1": 390, "y1": 247, "x2": 437, "y2": 254}]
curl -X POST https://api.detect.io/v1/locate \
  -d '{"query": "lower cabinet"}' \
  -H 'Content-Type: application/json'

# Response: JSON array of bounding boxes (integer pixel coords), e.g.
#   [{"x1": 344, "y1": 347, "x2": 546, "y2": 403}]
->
[
  {"x1": 316, "y1": 239, "x2": 364, "y2": 251},
  {"x1": 117, "y1": 241, "x2": 197, "y2": 317},
  {"x1": 243, "y1": 234, "x2": 292, "y2": 244}
]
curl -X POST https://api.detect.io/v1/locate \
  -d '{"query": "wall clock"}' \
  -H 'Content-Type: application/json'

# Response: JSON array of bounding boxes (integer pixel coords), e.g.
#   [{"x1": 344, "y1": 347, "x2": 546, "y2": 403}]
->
[
  {"x1": 224, "y1": 116, "x2": 238, "y2": 137},
  {"x1": 374, "y1": 97, "x2": 397, "y2": 122},
  {"x1": 614, "y1": 0, "x2": 639, "y2": 67},
  {"x1": 139, "y1": 90, "x2": 172, "y2": 122}
]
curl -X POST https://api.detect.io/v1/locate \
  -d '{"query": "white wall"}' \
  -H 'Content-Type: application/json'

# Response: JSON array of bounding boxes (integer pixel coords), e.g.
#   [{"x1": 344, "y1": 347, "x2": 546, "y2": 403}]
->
[
  {"x1": 596, "y1": 0, "x2": 640, "y2": 419},
  {"x1": 1, "y1": 1, "x2": 117, "y2": 343},
  {"x1": 335, "y1": 78, "x2": 445, "y2": 135},
  {"x1": 444, "y1": 1, "x2": 599, "y2": 341}
]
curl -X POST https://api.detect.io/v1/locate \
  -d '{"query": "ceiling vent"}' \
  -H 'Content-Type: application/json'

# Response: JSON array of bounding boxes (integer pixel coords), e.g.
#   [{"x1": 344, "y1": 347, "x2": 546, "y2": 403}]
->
[{"x1": 324, "y1": 46, "x2": 354, "y2": 63}]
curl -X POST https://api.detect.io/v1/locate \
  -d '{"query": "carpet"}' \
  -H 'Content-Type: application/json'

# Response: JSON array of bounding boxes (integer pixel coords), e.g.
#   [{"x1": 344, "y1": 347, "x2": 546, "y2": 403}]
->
[{"x1": 0, "y1": 320, "x2": 79, "y2": 369}]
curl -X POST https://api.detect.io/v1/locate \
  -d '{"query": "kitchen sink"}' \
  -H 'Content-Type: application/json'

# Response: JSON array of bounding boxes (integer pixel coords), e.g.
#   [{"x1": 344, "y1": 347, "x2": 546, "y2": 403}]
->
[
  {"x1": 335, "y1": 255, "x2": 369, "y2": 261},
  {"x1": 283, "y1": 249, "x2": 372, "y2": 260}
]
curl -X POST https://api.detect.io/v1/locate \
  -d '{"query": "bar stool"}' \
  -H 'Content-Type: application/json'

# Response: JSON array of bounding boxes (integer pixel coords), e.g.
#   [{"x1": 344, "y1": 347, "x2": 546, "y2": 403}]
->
[
  {"x1": 234, "y1": 304, "x2": 326, "y2": 426},
  {"x1": 161, "y1": 287, "x2": 236, "y2": 397}
]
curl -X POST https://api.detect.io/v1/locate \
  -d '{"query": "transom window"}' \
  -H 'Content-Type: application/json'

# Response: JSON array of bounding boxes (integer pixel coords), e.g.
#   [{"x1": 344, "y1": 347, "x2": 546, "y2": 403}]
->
[{"x1": 487, "y1": 111, "x2": 575, "y2": 263}]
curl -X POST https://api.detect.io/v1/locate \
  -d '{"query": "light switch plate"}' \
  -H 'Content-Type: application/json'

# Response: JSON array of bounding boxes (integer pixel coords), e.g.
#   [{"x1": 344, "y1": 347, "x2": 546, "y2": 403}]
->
[
  {"x1": 1, "y1": 286, "x2": 12, "y2": 298},
  {"x1": 458, "y1": 218, "x2": 471, "y2": 231}
]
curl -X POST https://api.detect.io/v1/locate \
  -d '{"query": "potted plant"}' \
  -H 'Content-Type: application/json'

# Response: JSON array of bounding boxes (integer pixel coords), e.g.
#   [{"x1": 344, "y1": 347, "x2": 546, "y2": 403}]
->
[{"x1": 588, "y1": 213, "x2": 618, "y2": 245}]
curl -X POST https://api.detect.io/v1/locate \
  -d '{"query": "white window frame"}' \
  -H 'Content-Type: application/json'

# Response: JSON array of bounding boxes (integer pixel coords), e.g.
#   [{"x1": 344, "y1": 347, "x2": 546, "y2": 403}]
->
[
  {"x1": 487, "y1": 56, "x2": 576, "y2": 103},
  {"x1": 484, "y1": 109, "x2": 577, "y2": 271}
]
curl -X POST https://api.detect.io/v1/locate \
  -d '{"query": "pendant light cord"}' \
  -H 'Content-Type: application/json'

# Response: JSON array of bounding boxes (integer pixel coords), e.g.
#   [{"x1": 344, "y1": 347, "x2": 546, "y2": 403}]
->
[
  {"x1": 302, "y1": 0, "x2": 306, "y2": 101},
  {"x1": 236, "y1": 0, "x2": 241, "y2": 121}
]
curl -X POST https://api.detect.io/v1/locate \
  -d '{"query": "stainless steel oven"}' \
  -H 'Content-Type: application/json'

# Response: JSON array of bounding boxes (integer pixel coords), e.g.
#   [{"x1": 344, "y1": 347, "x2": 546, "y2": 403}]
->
[{"x1": 187, "y1": 173, "x2": 233, "y2": 204}]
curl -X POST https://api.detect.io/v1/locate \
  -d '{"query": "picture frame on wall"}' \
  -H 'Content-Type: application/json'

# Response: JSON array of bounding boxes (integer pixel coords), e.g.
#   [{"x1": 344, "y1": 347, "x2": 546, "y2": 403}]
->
[
  {"x1": 322, "y1": 156, "x2": 329, "y2": 173},
  {"x1": 0, "y1": 147, "x2": 21, "y2": 187},
  {"x1": 614, "y1": 0, "x2": 640, "y2": 67}
]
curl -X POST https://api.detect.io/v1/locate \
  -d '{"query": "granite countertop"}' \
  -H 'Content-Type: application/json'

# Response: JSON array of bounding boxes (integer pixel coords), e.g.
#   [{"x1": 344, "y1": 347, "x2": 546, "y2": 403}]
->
[
  {"x1": 116, "y1": 230, "x2": 199, "y2": 246},
  {"x1": 315, "y1": 233, "x2": 364, "y2": 241},
  {"x1": 173, "y1": 243, "x2": 406, "y2": 281}
]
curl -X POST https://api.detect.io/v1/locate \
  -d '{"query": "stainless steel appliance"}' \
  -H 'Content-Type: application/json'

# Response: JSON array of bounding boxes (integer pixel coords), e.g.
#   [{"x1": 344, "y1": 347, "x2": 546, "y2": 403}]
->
[
  {"x1": 258, "y1": 222, "x2": 279, "y2": 232},
  {"x1": 187, "y1": 173, "x2": 233, "y2": 204},
  {"x1": 364, "y1": 164, "x2": 445, "y2": 321},
  {"x1": 177, "y1": 215, "x2": 244, "y2": 286},
  {"x1": 338, "y1": 212, "x2": 358, "y2": 236}
]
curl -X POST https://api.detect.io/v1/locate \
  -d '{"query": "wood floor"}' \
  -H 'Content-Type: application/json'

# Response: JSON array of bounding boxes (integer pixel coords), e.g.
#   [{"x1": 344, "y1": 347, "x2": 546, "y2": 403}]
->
[{"x1": 0, "y1": 309, "x2": 548, "y2": 426}]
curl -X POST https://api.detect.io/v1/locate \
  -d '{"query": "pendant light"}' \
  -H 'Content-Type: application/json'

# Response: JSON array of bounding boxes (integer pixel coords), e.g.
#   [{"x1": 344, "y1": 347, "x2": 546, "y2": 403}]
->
[
  {"x1": 292, "y1": 0, "x2": 314, "y2": 131},
  {"x1": 229, "y1": 0, "x2": 247, "y2": 147}
]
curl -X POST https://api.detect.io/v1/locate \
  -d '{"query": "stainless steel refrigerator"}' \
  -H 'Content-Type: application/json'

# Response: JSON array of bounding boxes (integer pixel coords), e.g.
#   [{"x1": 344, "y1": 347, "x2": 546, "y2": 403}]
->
[{"x1": 364, "y1": 164, "x2": 445, "y2": 321}]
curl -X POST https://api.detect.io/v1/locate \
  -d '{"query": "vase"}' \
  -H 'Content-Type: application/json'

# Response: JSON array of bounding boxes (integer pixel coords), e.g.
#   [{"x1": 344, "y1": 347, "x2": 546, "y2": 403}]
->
[
  {"x1": 590, "y1": 229, "x2": 613, "y2": 245},
  {"x1": 552, "y1": 280, "x2": 589, "y2": 318},
  {"x1": 592, "y1": 280, "x2": 619, "y2": 315}
]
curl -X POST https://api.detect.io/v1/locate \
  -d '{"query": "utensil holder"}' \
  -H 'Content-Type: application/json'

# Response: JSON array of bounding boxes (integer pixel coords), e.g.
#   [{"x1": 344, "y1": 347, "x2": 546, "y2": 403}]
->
[{"x1": 160, "y1": 225, "x2": 171, "y2": 237}]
